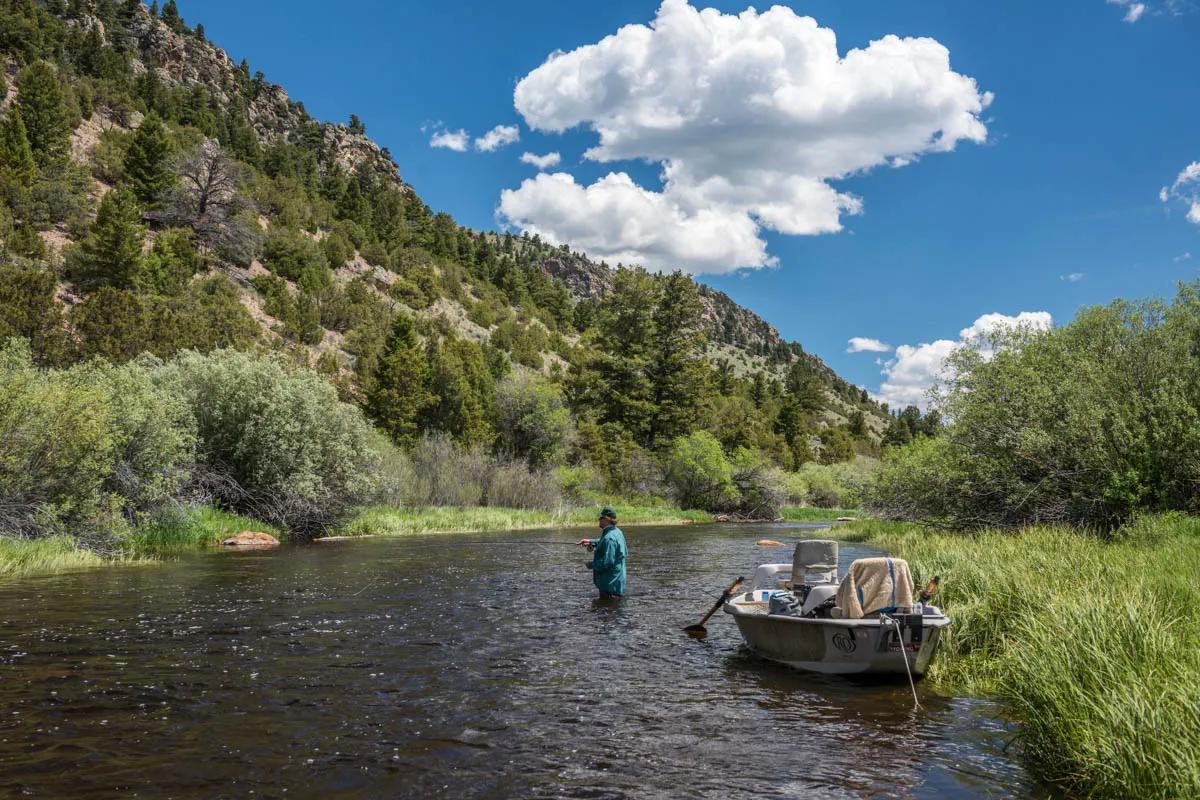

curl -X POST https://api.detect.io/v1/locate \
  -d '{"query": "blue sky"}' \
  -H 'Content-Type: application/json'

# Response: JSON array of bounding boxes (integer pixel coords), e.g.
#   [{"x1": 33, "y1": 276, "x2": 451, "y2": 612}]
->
[{"x1": 181, "y1": 0, "x2": 1200, "y2": 407}]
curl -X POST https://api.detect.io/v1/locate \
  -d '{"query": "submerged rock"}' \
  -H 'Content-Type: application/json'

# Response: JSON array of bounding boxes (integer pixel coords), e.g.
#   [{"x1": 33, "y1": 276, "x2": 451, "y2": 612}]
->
[{"x1": 221, "y1": 531, "x2": 280, "y2": 548}]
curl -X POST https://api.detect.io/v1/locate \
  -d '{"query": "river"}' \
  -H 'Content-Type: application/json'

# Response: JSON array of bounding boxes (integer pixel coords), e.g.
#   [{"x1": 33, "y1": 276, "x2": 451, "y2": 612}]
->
[{"x1": 0, "y1": 522, "x2": 1048, "y2": 799}]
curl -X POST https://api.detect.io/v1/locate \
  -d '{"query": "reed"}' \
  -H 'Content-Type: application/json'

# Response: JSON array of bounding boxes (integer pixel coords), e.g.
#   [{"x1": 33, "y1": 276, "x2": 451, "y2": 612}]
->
[{"x1": 839, "y1": 514, "x2": 1200, "y2": 799}]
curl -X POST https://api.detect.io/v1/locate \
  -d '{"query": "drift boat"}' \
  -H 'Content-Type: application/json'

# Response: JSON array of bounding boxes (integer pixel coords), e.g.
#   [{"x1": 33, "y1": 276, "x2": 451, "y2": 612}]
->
[{"x1": 723, "y1": 540, "x2": 949, "y2": 677}]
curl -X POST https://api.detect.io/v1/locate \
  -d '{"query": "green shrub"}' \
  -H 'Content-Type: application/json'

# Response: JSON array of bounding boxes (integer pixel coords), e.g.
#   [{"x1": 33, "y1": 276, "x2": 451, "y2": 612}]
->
[
  {"x1": 155, "y1": 349, "x2": 382, "y2": 535},
  {"x1": 0, "y1": 340, "x2": 195, "y2": 539},
  {"x1": 728, "y1": 447, "x2": 786, "y2": 518},
  {"x1": 261, "y1": 227, "x2": 329, "y2": 282},
  {"x1": 664, "y1": 431, "x2": 734, "y2": 511},
  {"x1": 494, "y1": 374, "x2": 575, "y2": 468},
  {"x1": 868, "y1": 286, "x2": 1200, "y2": 530}
]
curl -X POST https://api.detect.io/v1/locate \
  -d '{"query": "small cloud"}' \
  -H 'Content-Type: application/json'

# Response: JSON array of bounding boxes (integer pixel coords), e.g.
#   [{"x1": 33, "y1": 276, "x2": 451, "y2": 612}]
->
[
  {"x1": 1162, "y1": 161, "x2": 1200, "y2": 224},
  {"x1": 520, "y1": 151, "x2": 562, "y2": 169},
  {"x1": 1060, "y1": 272, "x2": 1085, "y2": 282},
  {"x1": 475, "y1": 124, "x2": 520, "y2": 152},
  {"x1": 430, "y1": 128, "x2": 469, "y2": 152},
  {"x1": 1175, "y1": 251, "x2": 1193, "y2": 262},
  {"x1": 1108, "y1": 0, "x2": 1148, "y2": 22},
  {"x1": 847, "y1": 337, "x2": 893, "y2": 353}
]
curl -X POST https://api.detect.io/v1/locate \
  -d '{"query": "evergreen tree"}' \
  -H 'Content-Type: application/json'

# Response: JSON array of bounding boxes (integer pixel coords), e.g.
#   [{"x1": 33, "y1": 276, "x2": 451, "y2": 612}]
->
[
  {"x1": 348, "y1": 113, "x2": 365, "y2": 135},
  {"x1": 367, "y1": 314, "x2": 433, "y2": 446},
  {"x1": 785, "y1": 359, "x2": 825, "y2": 413},
  {"x1": 423, "y1": 335, "x2": 495, "y2": 446},
  {"x1": 646, "y1": 271, "x2": 709, "y2": 446},
  {"x1": 161, "y1": 0, "x2": 183, "y2": 32},
  {"x1": 194, "y1": 23, "x2": 205, "y2": 42},
  {"x1": 15, "y1": 62, "x2": 71, "y2": 168},
  {"x1": 571, "y1": 267, "x2": 658, "y2": 443},
  {"x1": 68, "y1": 187, "x2": 146, "y2": 291},
  {"x1": 0, "y1": 110, "x2": 37, "y2": 187},
  {"x1": 123, "y1": 112, "x2": 174, "y2": 205},
  {"x1": 150, "y1": 0, "x2": 159, "y2": 17}
]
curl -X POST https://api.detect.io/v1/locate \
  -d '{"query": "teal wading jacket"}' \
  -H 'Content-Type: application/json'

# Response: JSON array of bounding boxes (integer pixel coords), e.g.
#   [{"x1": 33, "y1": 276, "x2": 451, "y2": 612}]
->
[{"x1": 587, "y1": 525, "x2": 628, "y2": 596}]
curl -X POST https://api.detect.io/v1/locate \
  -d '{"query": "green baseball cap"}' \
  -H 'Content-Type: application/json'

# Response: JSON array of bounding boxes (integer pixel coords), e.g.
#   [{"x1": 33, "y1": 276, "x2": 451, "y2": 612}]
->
[{"x1": 598, "y1": 506, "x2": 618, "y2": 520}]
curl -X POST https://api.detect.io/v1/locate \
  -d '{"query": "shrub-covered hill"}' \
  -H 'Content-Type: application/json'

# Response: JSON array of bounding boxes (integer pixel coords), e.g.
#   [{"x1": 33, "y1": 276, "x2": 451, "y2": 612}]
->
[{"x1": 0, "y1": 0, "x2": 893, "y2": 477}]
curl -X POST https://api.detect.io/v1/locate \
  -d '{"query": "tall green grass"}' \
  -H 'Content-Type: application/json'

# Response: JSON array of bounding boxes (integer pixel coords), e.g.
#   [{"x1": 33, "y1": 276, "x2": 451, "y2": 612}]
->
[
  {"x1": 123, "y1": 507, "x2": 281, "y2": 555},
  {"x1": 341, "y1": 504, "x2": 710, "y2": 537},
  {"x1": 780, "y1": 506, "x2": 862, "y2": 522},
  {"x1": 840, "y1": 514, "x2": 1200, "y2": 799},
  {"x1": 0, "y1": 536, "x2": 110, "y2": 578}
]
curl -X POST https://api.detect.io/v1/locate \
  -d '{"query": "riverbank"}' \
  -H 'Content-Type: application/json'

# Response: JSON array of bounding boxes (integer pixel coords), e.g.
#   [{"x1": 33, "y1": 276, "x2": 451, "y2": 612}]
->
[
  {"x1": 780, "y1": 506, "x2": 861, "y2": 522},
  {"x1": 338, "y1": 504, "x2": 711, "y2": 537},
  {"x1": 0, "y1": 503, "x2": 712, "y2": 579},
  {"x1": 836, "y1": 514, "x2": 1200, "y2": 800}
]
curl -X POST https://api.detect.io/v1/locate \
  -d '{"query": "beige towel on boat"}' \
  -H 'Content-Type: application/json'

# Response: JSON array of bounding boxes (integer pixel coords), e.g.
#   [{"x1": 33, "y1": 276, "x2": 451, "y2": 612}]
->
[{"x1": 833, "y1": 557, "x2": 914, "y2": 619}]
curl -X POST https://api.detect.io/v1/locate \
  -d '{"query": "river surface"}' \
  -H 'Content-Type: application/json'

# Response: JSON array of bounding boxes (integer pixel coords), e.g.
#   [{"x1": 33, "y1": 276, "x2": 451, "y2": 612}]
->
[{"x1": 0, "y1": 522, "x2": 1048, "y2": 799}]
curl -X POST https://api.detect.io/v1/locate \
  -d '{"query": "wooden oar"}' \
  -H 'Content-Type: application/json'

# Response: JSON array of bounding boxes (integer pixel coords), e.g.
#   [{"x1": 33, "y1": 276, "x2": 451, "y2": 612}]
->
[{"x1": 684, "y1": 577, "x2": 744, "y2": 638}]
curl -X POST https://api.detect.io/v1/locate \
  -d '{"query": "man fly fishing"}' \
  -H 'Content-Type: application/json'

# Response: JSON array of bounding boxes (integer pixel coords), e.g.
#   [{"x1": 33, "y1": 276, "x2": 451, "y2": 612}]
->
[{"x1": 577, "y1": 507, "x2": 627, "y2": 598}]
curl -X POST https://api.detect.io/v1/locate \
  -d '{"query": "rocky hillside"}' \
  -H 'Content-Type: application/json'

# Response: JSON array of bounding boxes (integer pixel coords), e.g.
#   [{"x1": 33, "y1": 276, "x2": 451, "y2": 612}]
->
[{"x1": 4, "y1": 0, "x2": 890, "y2": 453}]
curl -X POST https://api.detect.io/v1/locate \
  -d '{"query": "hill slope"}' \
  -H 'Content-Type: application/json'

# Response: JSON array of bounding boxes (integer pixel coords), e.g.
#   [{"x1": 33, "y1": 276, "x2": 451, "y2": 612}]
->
[{"x1": 0, "y1": 0, "x2": 891, "y2": 466}]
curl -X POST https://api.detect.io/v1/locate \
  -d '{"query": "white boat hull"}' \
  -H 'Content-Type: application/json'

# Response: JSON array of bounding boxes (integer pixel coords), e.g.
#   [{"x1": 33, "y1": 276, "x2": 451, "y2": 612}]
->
[{"x1": 725, "y1": 605, "x2": 948, "y2": 677}]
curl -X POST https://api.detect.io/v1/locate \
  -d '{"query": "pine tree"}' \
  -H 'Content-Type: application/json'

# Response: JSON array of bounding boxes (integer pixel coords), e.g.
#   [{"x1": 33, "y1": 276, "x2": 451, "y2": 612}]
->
[
  {"x1": 123, "y1": 112, "x2": 174, "y2": 205},
  {"x1": 367, "y1": 314, "x2": 433, "y2": 446},
  {"x1": 348, "y1": 114, "x2": 365, "y2": 135},
  {"x1": 423, "y1": 335, "x2": 495, "y2": 446},
  {"x1": 69, "y1": 188, "x2": 146, "y2": 291},
  {"x1": 150, "y1": 0, "x2": 159, "y2": 17},
  {"x1": 15, "y1": 62, "x2": 71, "y2": 168},
  {"x1": 571, "y1": 267, "x2": 659, "y2": 443},
  {"x1": 0, "y1": 110, "x2": 37, "y2": 187},
  {"x1": 646, "y1": 271, "x2": 709, "y2": 446},
  {"x1": 161, "y1": 0, "x2": 183, "y2": 32}
]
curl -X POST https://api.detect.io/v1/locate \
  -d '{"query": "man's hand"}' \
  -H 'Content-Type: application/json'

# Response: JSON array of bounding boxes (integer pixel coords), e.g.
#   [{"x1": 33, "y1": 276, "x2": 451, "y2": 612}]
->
[{"x1": 576, "y1": 538, "x2": 594, "y2": 550}]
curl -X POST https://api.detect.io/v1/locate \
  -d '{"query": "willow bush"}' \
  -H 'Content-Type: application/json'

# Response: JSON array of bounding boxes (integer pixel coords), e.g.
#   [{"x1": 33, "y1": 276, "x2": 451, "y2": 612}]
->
[{"x1": 868, "y1": 283, "x2": 1200, "y2": 531}]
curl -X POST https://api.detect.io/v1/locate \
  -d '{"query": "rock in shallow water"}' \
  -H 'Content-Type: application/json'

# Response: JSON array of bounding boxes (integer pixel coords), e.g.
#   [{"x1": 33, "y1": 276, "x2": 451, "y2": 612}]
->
[{"x1": 221, "y1": 531, "x2": 280, "y2": 548}]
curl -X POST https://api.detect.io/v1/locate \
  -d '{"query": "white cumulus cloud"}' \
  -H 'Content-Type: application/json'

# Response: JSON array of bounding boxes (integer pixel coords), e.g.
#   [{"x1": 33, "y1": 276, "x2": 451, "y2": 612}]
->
[
  {"x1": 475, "y1": 124, "x2": 520, "y2": 152},
  {"x1": 500, "y1": 171, "x2": 769, "y2": 274},
  {"x1": 500, "y1": 0, "x2": 991, "y2": 274},
  {"x1": 520, "y1": 151, "x2": 562, "y2": 169},
  {"x1": 1060, "y1": 272, "x2": 1085, "y2": 282},
  {"x1": 1161, "y1": 161, "x2": 1200, "y2": 224},
  {"x1": 430, "y1": 128, "x2": 469, "y2": 152},
  {"x1": 847, "y1": 337, "x2": 893, "y2": 353},
  {"x1": 875, "y1": 311, "x2": 1052, "y2": 411}
]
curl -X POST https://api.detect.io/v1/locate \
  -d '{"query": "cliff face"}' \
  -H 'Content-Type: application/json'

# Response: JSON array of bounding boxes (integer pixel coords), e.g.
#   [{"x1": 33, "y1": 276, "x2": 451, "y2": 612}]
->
[{"x1": 117, "y1": 2, "x2": 400, "y2": 185}]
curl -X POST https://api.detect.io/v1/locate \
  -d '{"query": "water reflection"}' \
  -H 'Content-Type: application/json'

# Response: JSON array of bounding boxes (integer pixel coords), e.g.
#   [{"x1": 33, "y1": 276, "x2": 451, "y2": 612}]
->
[{"x1": 0, "y1": 523, "x2": 1050, "y2": 798}]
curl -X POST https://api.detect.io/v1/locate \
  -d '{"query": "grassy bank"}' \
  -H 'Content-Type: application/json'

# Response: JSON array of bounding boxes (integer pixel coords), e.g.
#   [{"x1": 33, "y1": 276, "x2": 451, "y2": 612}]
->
[
  {"x1": 0, "y1": 536, "x2": 111, "y2": 579},
  {"x1": 340, "y1": 504, "x2": 711, "y2": 537},
  {"x1": 837, "y1": 514, "x2": 1200, "y2": 800},
  {"x1": 780, "y1": 507, "x2": 862, "y2": 522}
]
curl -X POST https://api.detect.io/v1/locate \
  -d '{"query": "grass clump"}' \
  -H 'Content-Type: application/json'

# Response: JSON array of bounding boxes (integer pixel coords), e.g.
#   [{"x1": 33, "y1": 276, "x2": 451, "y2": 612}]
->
[
  {"x1": 0, "y1": 536, "x2": 111, "y2": 578},
  {"x1": 123, "y1": 506, "x2": 281, "y2": 555},
  {"x1": 840, "y1": 514, "x2": 1200, "y2": 799},
  {"x1": 781, "y1": 507, "x2": 861, "y2": 522}
]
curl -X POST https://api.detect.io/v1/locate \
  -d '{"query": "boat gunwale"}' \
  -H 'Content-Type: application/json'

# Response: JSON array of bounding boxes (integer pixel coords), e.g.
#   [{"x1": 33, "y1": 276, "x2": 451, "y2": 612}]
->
[{"x1": 723, "y1": 604, "x2": 951, "y2": 629}]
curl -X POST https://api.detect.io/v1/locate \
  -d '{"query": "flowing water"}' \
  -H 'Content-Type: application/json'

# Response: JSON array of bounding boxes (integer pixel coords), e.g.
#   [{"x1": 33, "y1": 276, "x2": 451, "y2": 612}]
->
[{"x1": 0, "y1": 522, "x2": 1049, "y2": 799}]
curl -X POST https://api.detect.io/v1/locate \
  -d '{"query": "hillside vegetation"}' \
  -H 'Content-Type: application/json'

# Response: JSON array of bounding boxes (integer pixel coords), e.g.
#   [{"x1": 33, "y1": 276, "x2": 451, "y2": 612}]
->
[{"x1": 0, "y1": 0, "x2": 923, "y2": 549}]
